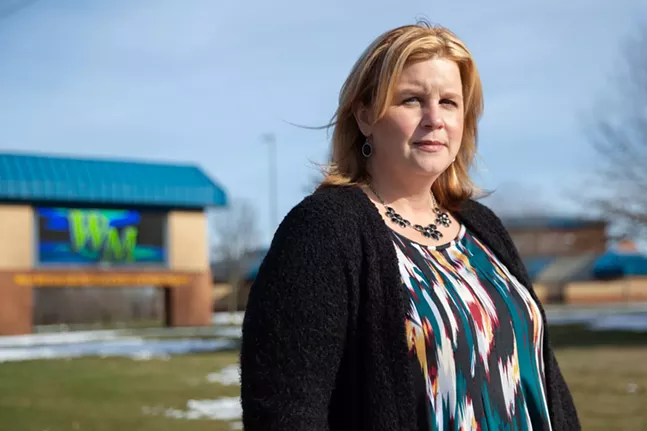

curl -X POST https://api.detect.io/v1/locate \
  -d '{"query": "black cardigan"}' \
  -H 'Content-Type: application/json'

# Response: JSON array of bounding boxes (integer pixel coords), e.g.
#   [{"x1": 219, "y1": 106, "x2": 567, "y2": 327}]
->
[{"x1": 240, "y1": 185, "x2": 580, "y2": 431}]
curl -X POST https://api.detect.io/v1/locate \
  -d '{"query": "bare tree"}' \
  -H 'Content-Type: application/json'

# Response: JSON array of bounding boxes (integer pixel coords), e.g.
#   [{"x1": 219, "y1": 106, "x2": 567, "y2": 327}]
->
[
  {"x1": 211, "y1": 199, "x2": 259, "y2": 313},
  {"x1": 582, "y1": 21, "x2": 647, "y2": 238}
]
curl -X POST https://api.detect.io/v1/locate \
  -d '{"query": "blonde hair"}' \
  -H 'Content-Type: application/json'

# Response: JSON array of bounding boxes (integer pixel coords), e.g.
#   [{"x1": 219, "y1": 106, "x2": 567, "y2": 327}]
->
[{"x1": 318, "y1": 21, "x2": 485, "y2": 209}]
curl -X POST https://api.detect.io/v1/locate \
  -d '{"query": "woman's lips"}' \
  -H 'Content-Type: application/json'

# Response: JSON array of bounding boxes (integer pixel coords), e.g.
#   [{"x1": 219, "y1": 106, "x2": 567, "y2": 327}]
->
[{"x1": 413, "y1": 140, "x2": 446, "y2": 152}]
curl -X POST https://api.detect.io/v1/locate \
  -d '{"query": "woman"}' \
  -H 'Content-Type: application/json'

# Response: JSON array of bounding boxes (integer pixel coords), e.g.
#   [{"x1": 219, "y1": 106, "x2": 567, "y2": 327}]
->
[{"x1": 241, "y1": 22, "x2": 580, "y2": 431}]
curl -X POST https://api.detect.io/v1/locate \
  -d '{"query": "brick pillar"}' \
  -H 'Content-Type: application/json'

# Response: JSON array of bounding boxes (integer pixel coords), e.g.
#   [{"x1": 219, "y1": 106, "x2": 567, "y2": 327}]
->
[
  {"x1": 0, "y1": 272, "x2": 33, "y2": 335},
  {"x1": 166, "y1": 271, "x2": 212, "y2": 327}
]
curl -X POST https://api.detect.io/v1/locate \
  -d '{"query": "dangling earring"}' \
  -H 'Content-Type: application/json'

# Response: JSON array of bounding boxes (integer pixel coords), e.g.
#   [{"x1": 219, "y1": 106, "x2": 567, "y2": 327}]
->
[{"x1": 361, "y1": 137, "x2": 372, "y2": 158}]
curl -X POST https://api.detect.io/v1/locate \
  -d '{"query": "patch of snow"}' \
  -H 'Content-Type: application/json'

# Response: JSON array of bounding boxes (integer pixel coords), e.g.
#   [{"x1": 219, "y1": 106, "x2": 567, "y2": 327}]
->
[
  {"x1": 144, "y1": 397, "x2": 242, "y2": 421},
  {"x1": 131, "y1": 351, "x2": 171, "y2": 361},
  {"x1": 207, "y1": 365, "x2": 240, "y2": 385},
  {"x1": 547, "y1": 307, "x2": 647, "y2": 332},
  {"x1": 212, "y1": 312, "x2": 245, "y2": 326},
  {"x1": 0, "y1": 338, "x2": 237, "y2": 362},
  {"x1": 5, "y1": 327, "x2": 234, "y2": 347},
  {"x1": 547, "y1": 312, "x2": 599, "y2": 325},
  {"x1": 213, "y1": 327, "x2": 242, "y2": 339},
  {"x1": 589, "y1": 313, "x2": 647, "y2": 332},
  {"x1": 0, "y1": 330, "x2": 123, "y2": 348}
]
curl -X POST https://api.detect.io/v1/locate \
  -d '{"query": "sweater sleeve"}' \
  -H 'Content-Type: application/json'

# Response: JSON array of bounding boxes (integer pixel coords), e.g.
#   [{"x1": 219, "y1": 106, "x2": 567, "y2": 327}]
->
[{"x1": 240, "y1": 197, "x2": 351, "y2": 431}]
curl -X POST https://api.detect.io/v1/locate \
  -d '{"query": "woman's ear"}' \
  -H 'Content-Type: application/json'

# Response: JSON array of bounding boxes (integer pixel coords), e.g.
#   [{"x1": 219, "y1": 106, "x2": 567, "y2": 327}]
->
[{"x1": 353, "y1": 105, "x2": 374, "y2": 138}]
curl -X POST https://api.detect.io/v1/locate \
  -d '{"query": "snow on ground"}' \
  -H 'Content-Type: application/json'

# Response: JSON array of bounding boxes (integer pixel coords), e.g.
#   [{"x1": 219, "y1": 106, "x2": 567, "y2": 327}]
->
[
  {"x1": 547, "y1": 310, "x2": 647, "y2": 329},
  {"x1": 212, "y1": 312, "x2": 245, "y2": 326},
  {"x1": 140, "y1": 366, "x2": 243, "y2": 425},
  {"x1": 589, "y1": 313, "x2": 647, "y2": 332},
  {"x1": 0, "y1": 338, "x2": 237, "y2": 362},
  {"x1": 0, "y1": 322, "x2": 240, "y2": 362},
  {"x1": 0, "y1": 330, "x2": 125, "y2": 348},
  {"x1": 142, "y1": 397, "x2": 242, "y2": 421},
  {"x1": 207, "y1": 365, "x2": 240, "y2": 385},
  {"x1": 1, "y1": 326, "x2": 241, "y2": 349}
]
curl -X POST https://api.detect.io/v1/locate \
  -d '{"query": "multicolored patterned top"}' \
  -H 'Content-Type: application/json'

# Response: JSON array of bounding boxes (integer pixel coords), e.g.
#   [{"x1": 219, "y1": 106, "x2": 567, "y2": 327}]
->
[{"x1": 391, "y1": 224, "x2": 552, "y2": 431}]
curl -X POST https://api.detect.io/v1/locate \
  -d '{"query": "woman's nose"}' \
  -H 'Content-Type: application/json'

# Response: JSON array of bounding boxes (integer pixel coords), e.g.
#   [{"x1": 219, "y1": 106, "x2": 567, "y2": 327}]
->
[{"x1": 422, "y1": 106, "x2": 443, "y2": 129}]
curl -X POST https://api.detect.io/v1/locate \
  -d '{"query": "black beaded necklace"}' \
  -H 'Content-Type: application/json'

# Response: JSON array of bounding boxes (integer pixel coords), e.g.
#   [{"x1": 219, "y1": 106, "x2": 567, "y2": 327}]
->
[{"x1": 368, "y1": 184, "x2": 452, "y2": 241}]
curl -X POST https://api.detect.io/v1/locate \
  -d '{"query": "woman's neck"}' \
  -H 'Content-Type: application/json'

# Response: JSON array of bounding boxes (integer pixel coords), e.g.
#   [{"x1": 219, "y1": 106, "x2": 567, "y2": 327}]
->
[{"x1": 367, "y1": 174, "x2": 437, "y2": 218}]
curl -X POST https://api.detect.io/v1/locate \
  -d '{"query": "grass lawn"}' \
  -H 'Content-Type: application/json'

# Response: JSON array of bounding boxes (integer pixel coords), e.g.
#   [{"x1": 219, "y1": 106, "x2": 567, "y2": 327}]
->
[
  {"x1": 550, "y1": 324, "x2": 647, "y2": 431},
  {"x1": 0, "y1": 350, "x2": 240, "y2": 431},
  {"x1": 0, "y1": 326, "x2": 645, "y2": 430},
  {"x1": 558, "y1": 347, "x2": 647, "y2": 430}
]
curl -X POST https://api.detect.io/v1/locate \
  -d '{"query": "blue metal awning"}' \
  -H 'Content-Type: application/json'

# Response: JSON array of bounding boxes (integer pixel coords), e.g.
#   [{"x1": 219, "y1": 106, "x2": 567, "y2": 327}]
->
[
  {"x1": 0, "y1": 152, "x2": 227, "y2": 209},
  {"x1": 529, "y1": 250, "x2": 647, "y2": 282},
  {"x1": 593, "y1": 251, "x2": 647, "y2": 278}
]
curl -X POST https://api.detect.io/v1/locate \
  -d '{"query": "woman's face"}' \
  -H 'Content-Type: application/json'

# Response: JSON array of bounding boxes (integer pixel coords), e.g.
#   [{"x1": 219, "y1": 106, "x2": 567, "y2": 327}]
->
[{"x1": 358, "y1": 57, "x2": 465, "y2": 184}]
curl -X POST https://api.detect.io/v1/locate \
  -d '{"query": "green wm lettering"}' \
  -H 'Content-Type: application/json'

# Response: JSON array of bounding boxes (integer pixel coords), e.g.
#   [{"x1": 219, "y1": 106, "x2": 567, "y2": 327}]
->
[{"x1": 68, "y1": 210, "x2": 139, "y2": 262}]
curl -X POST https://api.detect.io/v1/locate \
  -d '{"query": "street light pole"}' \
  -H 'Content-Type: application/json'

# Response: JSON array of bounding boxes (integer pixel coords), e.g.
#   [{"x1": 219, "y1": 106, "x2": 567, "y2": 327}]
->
[{"x1": 262, "y1": 133, "x2": 278, "y2": 238}]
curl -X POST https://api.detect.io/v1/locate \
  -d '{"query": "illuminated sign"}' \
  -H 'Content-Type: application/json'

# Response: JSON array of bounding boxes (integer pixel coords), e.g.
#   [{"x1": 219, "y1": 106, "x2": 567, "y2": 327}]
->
[
  {"x1": 13, "y1": 273, "x2": 189, "y2": 287},
  {"x1": 36, "y1": 208, "x2": 166, "y2": 266}
]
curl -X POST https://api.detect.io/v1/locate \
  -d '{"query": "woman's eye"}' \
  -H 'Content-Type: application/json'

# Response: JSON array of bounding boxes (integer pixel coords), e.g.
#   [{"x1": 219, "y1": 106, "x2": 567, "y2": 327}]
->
[
  {"x1": 402, "y1": 97, "x2": 420, "y2": 105},
  {"x1": 440, "y1": 98, "x2": 458, "y2": 107}
]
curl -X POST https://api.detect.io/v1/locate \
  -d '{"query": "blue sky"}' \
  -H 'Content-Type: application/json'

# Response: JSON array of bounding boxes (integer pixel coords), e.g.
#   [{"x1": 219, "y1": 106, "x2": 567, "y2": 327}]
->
[{"x1": 1, "y1": 0, "x2": 645, "y2": 244}]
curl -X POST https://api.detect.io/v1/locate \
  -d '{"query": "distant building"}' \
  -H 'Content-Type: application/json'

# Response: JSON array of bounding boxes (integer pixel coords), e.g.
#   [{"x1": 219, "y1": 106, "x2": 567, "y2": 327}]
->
[
  {"x1": 503, "y1": 216, "x2": 647, "y2": 304},
  {"x1": 504, "y1": 216, "x2": 607, "y2": 258}
]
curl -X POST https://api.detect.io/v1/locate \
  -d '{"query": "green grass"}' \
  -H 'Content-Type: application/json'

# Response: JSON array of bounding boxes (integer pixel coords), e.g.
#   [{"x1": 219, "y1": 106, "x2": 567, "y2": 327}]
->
[
  {"x1": 557, "y1": 346, "x2": 647, "y2": 430},
  {"x1": 0, "y1": 327, "x2": 646, "y2": 430},
  {"x1": 547, "y1": 324, "x2": 647, "y2": 430},
  {"x1": 0, "y1": 350, "x2": 240, "y2": 431}
]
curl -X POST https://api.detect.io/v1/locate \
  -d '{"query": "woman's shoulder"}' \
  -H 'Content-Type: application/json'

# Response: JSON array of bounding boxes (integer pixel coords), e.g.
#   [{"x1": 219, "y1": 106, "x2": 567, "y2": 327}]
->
[
  {"x1": 272, "y1": 185, "x2": 367, "y2": 244},
  {"x1": 304, "y1": 184, "x2": 367, "y2": 208},
  {"x1": 283, "y1": 185, "x2": 366, "y2": 225},
  {"x1": 457, "y1": 198, "x2": 507, "y2": 233}
]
